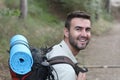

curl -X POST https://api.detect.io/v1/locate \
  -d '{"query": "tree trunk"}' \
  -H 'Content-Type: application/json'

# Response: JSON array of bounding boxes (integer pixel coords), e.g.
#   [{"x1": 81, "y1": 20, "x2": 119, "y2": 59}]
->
[
  {"x1": 105, "y1": 0, "x2": 111, "y2": 13},
  {"x1": 19, "y1": 0, "x2": 28, "y2": 19}
]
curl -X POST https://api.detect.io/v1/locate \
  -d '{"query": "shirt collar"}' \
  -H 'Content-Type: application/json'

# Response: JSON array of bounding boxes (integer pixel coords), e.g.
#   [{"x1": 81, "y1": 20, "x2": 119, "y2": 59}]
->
[{"x1": 59, "y1": 40, "x2": 78, "y2": 63}]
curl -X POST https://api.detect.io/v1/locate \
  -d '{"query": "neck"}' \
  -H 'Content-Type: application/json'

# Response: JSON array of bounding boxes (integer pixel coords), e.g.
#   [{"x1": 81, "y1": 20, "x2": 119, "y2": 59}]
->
[
  {"x1": 64, "y1": 39, "x2": 80, "y2": 56},
  {"x1": 71, "y1": 48, "x2": 80, "y2": 56}
]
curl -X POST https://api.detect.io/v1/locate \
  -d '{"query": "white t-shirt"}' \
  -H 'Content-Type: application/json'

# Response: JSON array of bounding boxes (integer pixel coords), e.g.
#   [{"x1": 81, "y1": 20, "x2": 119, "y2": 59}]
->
[{"x1": 46, "y1": 40, "x2": 78, "y2": 80}]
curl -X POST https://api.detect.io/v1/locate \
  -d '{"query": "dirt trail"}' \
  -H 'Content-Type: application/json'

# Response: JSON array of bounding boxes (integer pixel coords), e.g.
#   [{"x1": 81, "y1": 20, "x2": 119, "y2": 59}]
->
[{"x1": 78, "y1": 20, "x2": 120, "y2": 80}]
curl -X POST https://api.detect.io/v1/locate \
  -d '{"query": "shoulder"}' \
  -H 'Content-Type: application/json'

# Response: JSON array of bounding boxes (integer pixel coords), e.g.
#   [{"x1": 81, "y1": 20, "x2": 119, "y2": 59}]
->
[{"x1": 46, "y1": 44, "x2": 66, "y2": 59}]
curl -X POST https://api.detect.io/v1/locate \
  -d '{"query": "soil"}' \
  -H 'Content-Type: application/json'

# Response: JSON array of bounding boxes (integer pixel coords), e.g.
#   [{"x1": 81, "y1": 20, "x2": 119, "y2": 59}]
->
[
  {"x1": 77, "y1": 20, "x2": 120, "y2": 80},
  {"x1": 77, "y1": 1, "x2": 120, "y2": 79}
]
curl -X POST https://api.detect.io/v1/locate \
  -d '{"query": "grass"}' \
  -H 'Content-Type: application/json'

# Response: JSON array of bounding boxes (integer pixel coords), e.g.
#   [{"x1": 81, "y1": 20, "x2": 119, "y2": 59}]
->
[
  {"x1": 0, "y1": 15, "x2": 63, "y2": 52},
  {"x1": 92, "y1": 18, "x2": 112, "y2": 36}
]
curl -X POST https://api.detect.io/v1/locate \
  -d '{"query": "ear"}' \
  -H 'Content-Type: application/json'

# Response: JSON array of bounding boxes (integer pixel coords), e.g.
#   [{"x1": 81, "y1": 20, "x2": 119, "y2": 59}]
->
[{"x1": 64, "y1": 27, "x2": 69, "y2": 38}]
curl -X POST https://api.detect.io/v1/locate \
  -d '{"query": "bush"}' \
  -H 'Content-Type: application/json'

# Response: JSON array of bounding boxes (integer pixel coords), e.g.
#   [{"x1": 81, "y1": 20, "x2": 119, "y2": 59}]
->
[{"x1": 92, "y1": 18, "x2": 112, "y2": 36}]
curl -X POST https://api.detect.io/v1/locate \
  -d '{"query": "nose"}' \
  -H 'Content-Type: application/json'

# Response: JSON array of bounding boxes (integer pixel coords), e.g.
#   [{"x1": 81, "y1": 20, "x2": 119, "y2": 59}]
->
[{"x1": 81, "y1": 29, "x2": 87, "y2": 37}]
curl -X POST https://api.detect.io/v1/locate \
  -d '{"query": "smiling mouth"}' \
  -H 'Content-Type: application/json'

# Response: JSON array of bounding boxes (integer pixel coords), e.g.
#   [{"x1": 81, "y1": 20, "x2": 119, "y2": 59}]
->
[
  {"x1": 78, "y1": 38, "x2": 88, "y2": 44},
  {"x1": 77, "y1": 36, "x2": 89, "y2": 44},
  {"x1": 79, "y1": 38, "x2": 87, "y2": 41}
]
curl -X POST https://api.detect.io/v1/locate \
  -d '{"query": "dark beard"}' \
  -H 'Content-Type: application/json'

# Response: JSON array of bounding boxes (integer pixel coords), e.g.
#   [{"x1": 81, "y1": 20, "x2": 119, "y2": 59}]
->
[{"x1": 69, "y1": 34, "x2": 89, "y2": 51}]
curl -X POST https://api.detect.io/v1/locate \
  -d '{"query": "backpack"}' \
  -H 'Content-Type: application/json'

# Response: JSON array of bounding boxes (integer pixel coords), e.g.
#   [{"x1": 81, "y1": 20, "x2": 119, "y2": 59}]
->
[{"x1": 9, "y1": 46, "x2": 88, "y2": 80}]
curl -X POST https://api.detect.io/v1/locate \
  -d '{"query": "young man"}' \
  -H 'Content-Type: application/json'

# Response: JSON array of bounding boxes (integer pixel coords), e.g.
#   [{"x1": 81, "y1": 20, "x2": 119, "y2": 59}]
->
[{"x1": 46, "y1": 11, "x2": 91, "y2": 80}]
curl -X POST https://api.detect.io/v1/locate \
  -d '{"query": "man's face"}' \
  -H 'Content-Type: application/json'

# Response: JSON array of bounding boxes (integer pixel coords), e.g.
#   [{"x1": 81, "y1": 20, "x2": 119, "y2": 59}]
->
[{"x1": 68, "y1": 18, "x2": 91, "y2": 50}]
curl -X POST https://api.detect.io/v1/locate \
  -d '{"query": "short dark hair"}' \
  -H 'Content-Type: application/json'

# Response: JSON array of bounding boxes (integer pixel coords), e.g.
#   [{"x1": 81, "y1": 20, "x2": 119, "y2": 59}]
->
[{"x1": 65, "y1": 11, "x2": 91, "y2": 30}]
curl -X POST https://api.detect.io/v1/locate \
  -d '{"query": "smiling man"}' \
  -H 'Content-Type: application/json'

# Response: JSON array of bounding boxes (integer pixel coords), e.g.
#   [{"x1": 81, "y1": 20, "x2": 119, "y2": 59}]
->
[
  {"x1": 64, "y1": 14, "x2": 91, "y2": 56},
  {"x1": 47, "y1": 11, "x2": 91, "y2": 80}
]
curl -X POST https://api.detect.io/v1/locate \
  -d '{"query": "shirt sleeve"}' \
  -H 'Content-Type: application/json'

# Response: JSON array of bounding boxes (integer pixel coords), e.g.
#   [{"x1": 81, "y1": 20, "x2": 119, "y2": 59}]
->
[{"x1": 52, "y1": 64, "x2": 77, "y2": 80}]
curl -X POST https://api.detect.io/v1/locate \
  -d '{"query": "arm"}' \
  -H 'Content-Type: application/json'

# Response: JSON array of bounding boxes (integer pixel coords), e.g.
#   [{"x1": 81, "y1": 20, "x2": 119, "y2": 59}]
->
[{"x1": 52, "y1": 64, "x2": 77, "y2": 80}]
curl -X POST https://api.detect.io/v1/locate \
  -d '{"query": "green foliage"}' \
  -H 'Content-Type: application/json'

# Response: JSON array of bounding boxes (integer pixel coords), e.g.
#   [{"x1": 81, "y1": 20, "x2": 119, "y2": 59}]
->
[
  {"x1": 85, "y1": 0, "x2": 103, "y2": 20},
  {"x1": 0, "y1": 0, "x2": 112, "y2": 50},
  {"x1": 85, "y1": 0, "x2": 112, "y2": 21},
  {"x1": 57, "y1": 0, "x2": 86, "y2": 12},
  {"x1": 1, "y1": 0, "x2": 113, "y2": 48},
  {"x1": 5, "y1": 0, "x2": 19, "y2": 8},
  {"x1": 0, "y1": 8, "x2": 20, "y2": 17},
  {"x1": 27, "y1": 0, "x2": 59, "y2": 24},
  {"x1": 47, "y1": 0, "x2": 88, "y2": 16},
  {"x1": 54, "y1": 0, "x2": 112, "y2": 22},
  {"x1": 92, "y1": 18, "x2": 112, "y2": 36}
]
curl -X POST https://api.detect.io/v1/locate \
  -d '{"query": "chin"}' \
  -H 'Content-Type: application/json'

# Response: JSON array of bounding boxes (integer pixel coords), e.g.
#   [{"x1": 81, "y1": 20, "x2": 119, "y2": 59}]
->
[
  {"x1": 79, "y1": 47, "x2": 85, "y2": 50},
  {"x1": 78, "y1": 45, "x2": 87, "y2": 50}
]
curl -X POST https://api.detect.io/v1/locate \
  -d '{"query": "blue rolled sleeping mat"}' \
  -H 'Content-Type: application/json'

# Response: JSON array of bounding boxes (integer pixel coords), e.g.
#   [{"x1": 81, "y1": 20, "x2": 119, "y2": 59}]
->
[{"x1": 9, "y1": 34, "x2": 33, "y2": 75}]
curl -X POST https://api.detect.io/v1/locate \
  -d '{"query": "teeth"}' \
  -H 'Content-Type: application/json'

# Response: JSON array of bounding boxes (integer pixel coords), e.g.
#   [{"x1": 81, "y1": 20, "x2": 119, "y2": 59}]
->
[
  {"x1": 80, "y1": 38, "x2": 86, "y2": 41},
  {"x1": 79, "y1": 37, "x2": 87, "y2": 41},
  {"x1": 80, "y1": 39, "x2": 86, "y2": 42}
]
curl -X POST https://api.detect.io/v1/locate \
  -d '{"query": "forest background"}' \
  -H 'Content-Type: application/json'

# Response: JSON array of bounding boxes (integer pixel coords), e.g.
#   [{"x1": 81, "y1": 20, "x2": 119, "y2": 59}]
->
[{"x1": 0, "y1": 0, "x2": 112, "y2": 80}]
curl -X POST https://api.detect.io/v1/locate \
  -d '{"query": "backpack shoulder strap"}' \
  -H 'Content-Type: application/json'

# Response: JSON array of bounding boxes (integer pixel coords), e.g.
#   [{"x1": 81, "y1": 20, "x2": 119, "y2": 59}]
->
[
  {"x1": 49, "y1": 56, "x2": 75, "y2": 67},
  {"x1": 48, "y1": 56, "x2": 88, "y2": 75}
]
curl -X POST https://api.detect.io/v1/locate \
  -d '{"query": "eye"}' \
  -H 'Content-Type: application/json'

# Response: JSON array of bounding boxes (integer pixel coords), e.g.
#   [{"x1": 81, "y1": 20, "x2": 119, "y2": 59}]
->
[
  {"x1": 75, "y1": 26, "x2": 82, "y2": 31},
  {"x1": 86, "y1": 28, "x2": 91, "y2": 32},
  {"x1": 76, "y1": 28, "x2": 80, "y2": 31}
]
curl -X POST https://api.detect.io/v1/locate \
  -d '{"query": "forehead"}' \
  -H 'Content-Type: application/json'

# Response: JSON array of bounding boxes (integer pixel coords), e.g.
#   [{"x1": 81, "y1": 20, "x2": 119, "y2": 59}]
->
[{"x1": 70, "y1": 18, "x2": 91, "y2": 27}]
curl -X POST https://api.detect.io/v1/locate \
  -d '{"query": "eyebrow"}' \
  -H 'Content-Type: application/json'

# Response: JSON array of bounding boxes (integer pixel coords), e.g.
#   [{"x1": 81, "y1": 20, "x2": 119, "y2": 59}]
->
[
  {"x1": 75, "y1": 26, "x2": 82, "y2": 28},
  {"x1": 75, "y1": 26, "x2": 91, "y2": 29}
]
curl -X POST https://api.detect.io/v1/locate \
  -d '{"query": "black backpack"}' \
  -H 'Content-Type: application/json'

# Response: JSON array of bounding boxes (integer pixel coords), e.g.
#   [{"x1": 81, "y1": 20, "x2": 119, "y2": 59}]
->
[{"x1": 9, "y1": 47, "x2": 88, "y2": 80}]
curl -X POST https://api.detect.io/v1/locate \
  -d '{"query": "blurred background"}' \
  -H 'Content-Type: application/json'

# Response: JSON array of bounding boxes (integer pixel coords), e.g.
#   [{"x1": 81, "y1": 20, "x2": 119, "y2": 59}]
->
[{"x1": 0, "y1": 0, "x2": 120, "y2": 80}]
